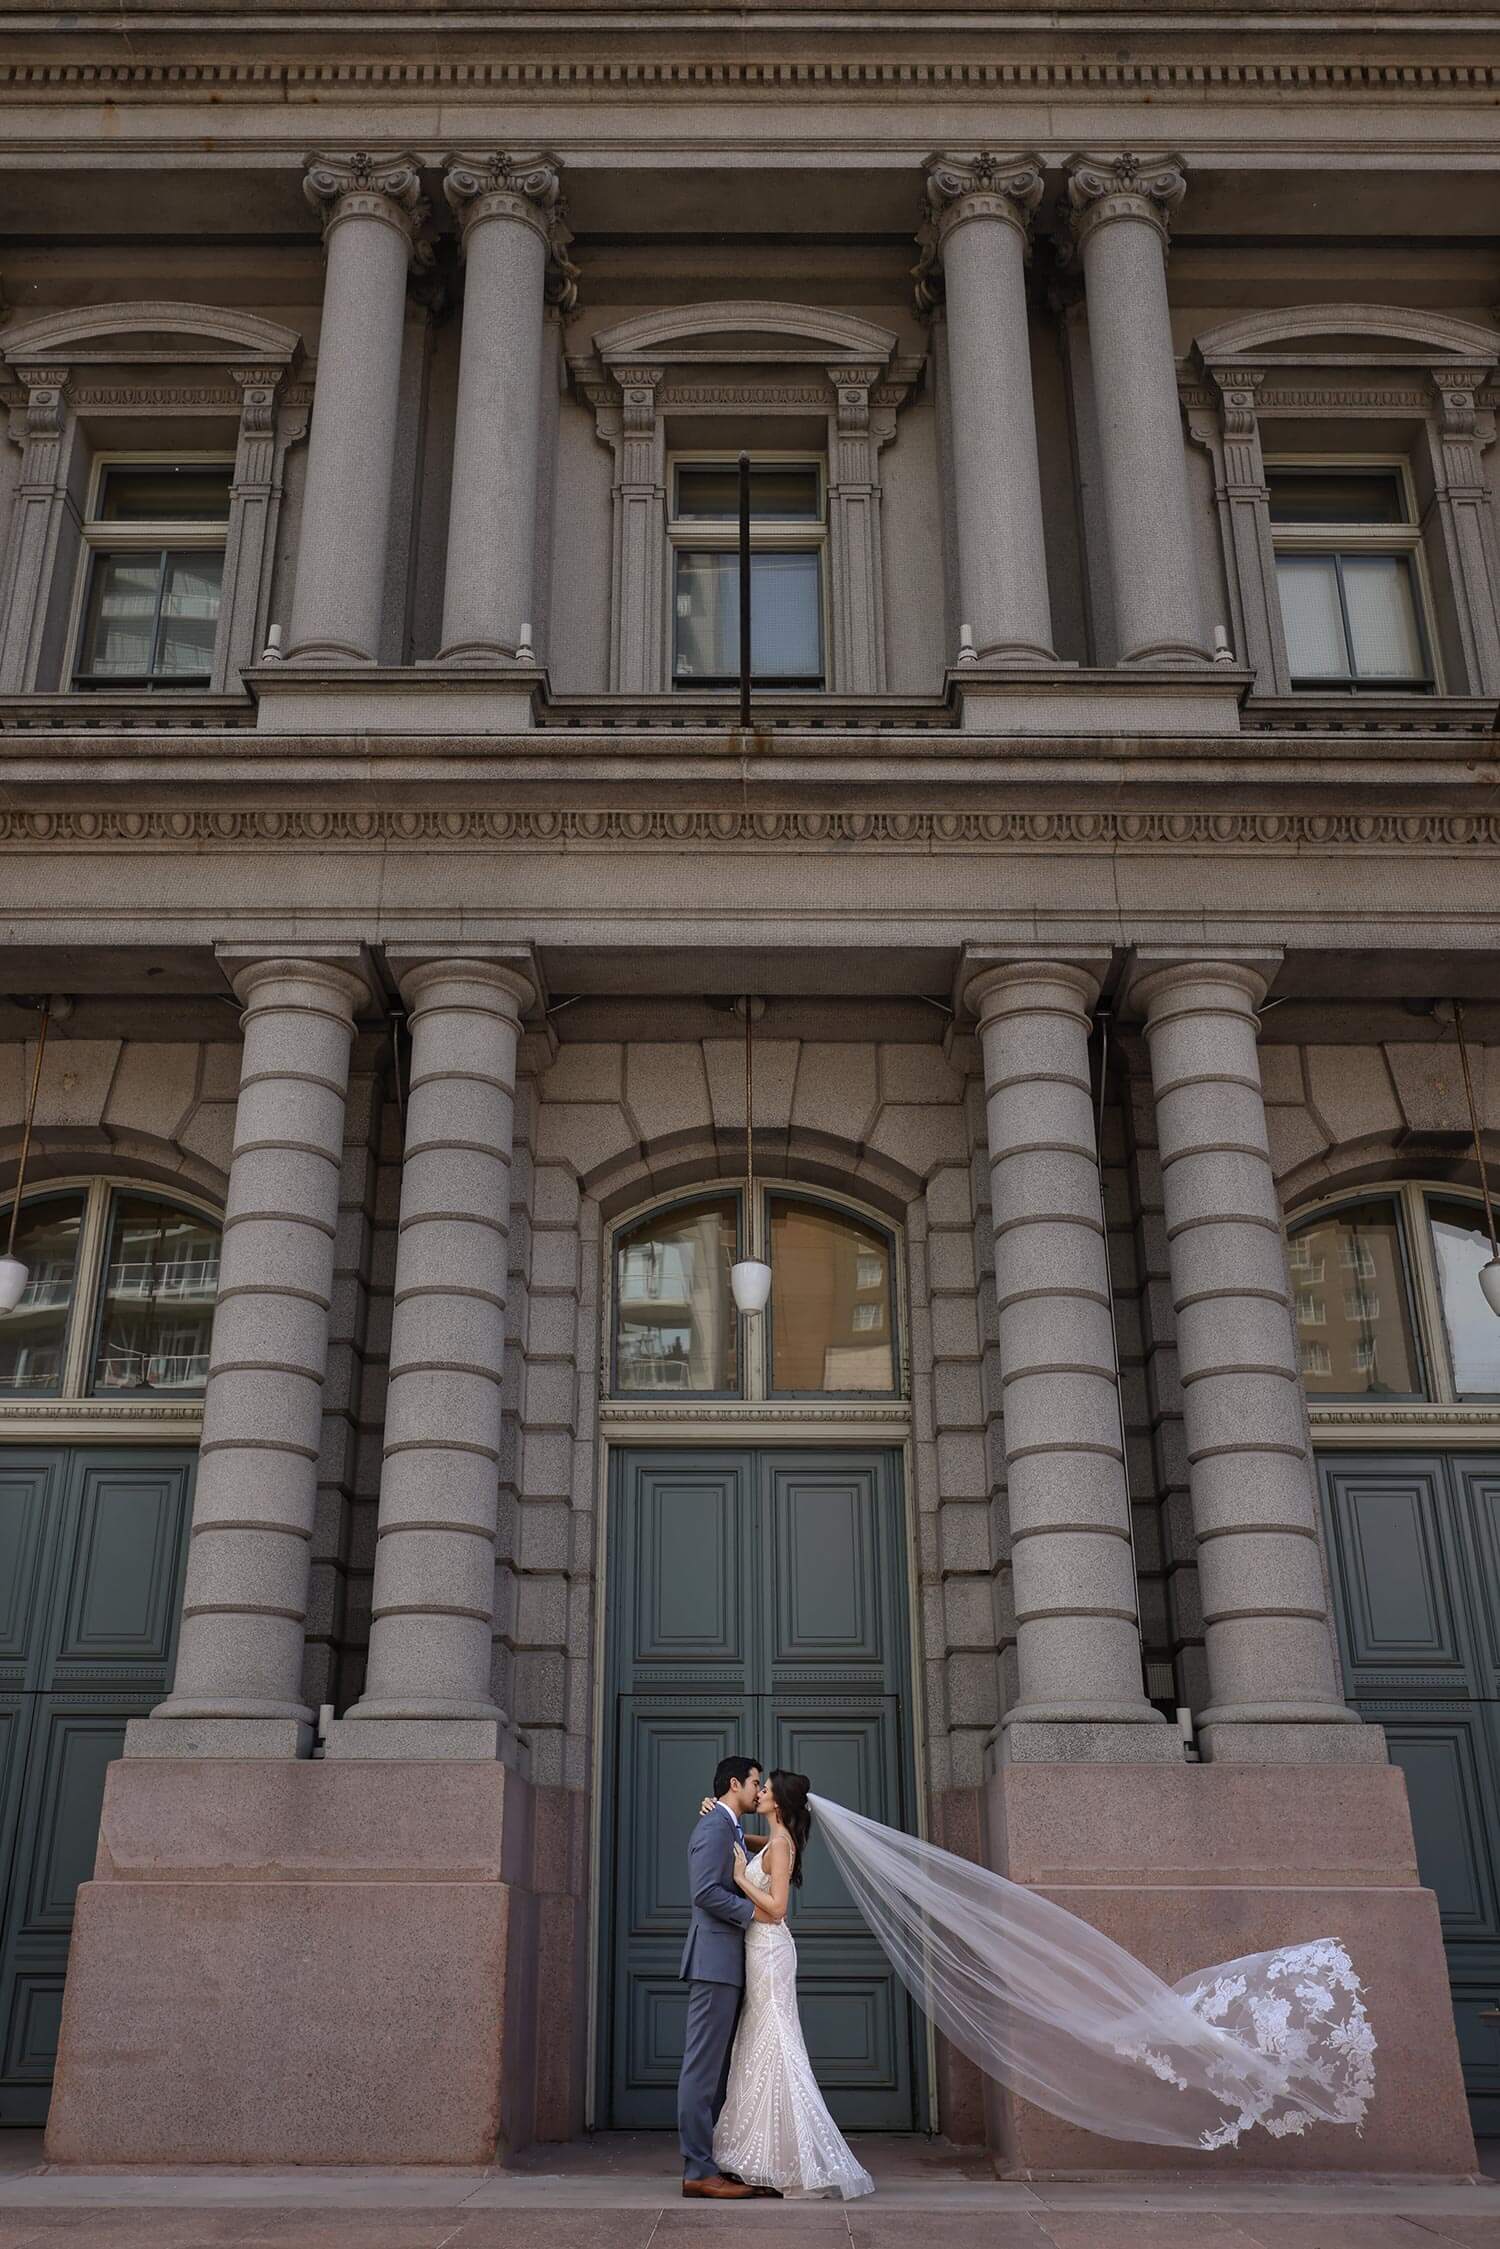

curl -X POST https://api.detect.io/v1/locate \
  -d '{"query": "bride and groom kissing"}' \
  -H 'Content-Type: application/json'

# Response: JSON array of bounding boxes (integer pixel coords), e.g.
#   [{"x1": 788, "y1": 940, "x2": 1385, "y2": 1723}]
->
[
  {"x1": 676, "y1": 1753, "x2": 1376, "y2": 2191},
  {"x1": 677, "y1": 1754, "x2": 874, "y2": 2202}
]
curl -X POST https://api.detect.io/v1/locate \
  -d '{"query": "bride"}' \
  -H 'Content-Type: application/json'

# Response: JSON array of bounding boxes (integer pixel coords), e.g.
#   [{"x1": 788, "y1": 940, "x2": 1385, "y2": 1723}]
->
[
  {"x1": 708, "y1": 1769, "x2": 874, "y2": 2201},
  {"x1": 698, "y1": 1775, "x2": 1376, "y2": 2197}
]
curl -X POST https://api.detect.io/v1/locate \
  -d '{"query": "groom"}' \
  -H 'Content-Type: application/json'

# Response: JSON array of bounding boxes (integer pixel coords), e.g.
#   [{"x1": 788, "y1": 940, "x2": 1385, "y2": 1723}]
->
[{"x1": 677, "y1": 1754, "x2": 762, "y2": 2200}]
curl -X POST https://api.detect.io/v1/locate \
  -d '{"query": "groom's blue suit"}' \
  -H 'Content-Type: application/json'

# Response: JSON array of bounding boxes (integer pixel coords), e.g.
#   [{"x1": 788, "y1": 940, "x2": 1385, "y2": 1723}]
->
[{"x1": 678, "y1": 1803, "x2": 755, "y2": 2180}]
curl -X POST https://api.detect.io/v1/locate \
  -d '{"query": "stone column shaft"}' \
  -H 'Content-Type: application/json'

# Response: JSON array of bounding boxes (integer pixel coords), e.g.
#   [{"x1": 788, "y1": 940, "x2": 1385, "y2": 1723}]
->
[
  {"x1": 1136, "y1": 958, "x2": 1379, "y2": 1763},
  {"x1": 132, "y1": 956, "x2": 366, "y2": 1758},
  {"x1": 1064, "y1": 154, "x2": 1209, "y2": 666},
  {"x1": 921, "y1": 157, "x2": 1056, "y2": 664},
  {"x1": 286, "y1": 154, "x2": 427, "y2": 665},
  {"x1": 438, "y1": 156, "x2": 572, "y2": 664},
  {"x1": 328, "y1": 956, "x2": 533, "y2": 1761},
  {"x1": 972, "y1": 959, "x2": 1172, "y2": 1761}
]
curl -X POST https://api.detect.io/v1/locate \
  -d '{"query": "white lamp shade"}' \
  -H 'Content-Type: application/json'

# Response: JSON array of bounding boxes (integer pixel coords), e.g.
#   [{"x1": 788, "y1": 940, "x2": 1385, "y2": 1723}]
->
[
  {"x1": 1481, "y1": 1256, "x2": 1500, "y2": 1318},
  {"x1": 730, "y1": 1258, "x2": 772, "y2": 1316},
  {"x1": 0, "y1": 1255, "x2": 29, "y2": 1313}
]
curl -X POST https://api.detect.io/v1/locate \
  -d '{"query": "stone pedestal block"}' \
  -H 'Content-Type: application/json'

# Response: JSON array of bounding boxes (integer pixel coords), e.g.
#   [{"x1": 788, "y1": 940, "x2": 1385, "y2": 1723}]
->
[
  {"x1": 980, "y1": 1760, "x2": 1475, "y2": 2177},
  {"x1": 46, "y1": 1760, "x2": 585, "y2": 2164}
]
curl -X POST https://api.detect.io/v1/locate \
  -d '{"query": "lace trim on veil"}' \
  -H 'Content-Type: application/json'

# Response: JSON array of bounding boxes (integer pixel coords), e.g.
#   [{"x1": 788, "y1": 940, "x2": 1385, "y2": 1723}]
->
[{"x1": 808, "y1": 1795, "x2": 1376, "y2": 2152}]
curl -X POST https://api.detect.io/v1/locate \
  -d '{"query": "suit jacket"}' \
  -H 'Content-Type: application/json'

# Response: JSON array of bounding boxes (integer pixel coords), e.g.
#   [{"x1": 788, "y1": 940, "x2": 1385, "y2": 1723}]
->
[{"x1": 680, "y1": 1806, "x2": 755, "y2": 1985}]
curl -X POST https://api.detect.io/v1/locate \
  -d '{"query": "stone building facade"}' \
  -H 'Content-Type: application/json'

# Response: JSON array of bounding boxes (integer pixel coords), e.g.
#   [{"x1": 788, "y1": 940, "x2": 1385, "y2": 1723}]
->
[{"x1": 0, "y1": 0, "x2": 1497, "y2": 2179}]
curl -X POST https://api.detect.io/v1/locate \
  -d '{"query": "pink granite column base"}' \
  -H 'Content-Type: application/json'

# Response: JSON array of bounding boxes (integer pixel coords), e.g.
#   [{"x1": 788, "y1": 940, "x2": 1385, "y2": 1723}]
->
[
  {"x1": 980, "y1": 1761, "x2": 1476, "y2": 2178},
  {"x1": 46, "y1": 1759, "x2": 587, "y2": 2165}
]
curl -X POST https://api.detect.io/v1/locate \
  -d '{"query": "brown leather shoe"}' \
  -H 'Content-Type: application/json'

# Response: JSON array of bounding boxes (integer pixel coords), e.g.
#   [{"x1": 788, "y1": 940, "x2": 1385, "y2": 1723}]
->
[{"x1": 682, "y1": 2176, "x2": 756, "y2": 2199}]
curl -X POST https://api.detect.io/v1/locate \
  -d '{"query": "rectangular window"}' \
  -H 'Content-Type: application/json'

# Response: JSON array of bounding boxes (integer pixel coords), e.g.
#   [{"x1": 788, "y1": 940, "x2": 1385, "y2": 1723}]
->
[
  {"x1": 669, "y1": 457, "x2": 825, "y2": 689},
  {"x1": 1267, "y1": 464, "x2": 1432, "y2": 692},
  {"x1": 74, "y1": 459, "x2": 233, "y2": 689}
]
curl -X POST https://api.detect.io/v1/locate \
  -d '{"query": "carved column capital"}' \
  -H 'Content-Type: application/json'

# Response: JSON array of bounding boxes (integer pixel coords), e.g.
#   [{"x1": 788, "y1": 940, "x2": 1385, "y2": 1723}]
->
[
  {"x1": 1062, "y1": 151, "x2": 1187, "y2": 254},
  {"x1": 915, "y1": 152, "x2": 1045, "y2": 313},
  {"x1": 442, "y1": 151, "x2": 579, "y2": 311},
  {"x1": 229, "y1": 366, "x2": 286, "y2": 436},
  {"x1": 1430, "y1": 365, "x2": 1490, "y2": 440},
  {"x1": 13, "y1": 367, "x2": 69, "y2": 435},
  {"x1": 302, "y1": 151, "x2": 429, "y2": 266}
]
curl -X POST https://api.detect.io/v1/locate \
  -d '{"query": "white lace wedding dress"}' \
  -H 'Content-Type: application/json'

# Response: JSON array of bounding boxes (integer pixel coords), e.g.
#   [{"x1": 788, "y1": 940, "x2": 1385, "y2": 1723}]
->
[{"x1": 713, "y1": 1847, "x2": 876, "y2": 2199}]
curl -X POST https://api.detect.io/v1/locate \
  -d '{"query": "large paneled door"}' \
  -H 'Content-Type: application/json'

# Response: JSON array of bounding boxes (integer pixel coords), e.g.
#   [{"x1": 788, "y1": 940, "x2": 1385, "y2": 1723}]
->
[
  {"x1": 0, "y1": 1446, "x2": 195, "y2": 2125},
  {"x1": 600, "y1": 1447, "x2": 923, "y2": 2131},
  {"x1": 1318, "y1": 1450, "x2": 1500, "y2": 2132}
]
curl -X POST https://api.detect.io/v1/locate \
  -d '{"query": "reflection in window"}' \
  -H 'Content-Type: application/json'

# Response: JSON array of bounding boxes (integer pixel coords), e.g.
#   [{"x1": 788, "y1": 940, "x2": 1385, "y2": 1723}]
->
[
  {"x1": 768, "y1": 1196, "x2": 894, "y2": 1394},
  {"x1": 1288, "y1": 1199, "x2": 1422, "y2": 1398},
  {"x1": 0, "y1": 1193, "x2": 85, "y2": 1394},
  {"x1": 1428, "y1": 1198, "x2": 1500, "y2": 1398},
  {"x1": 614, "y1": 1197, "x2": 738, "y2": 1393},
  {"x1": 90, "y1": 1195, "x2": 220, "y2": 1394},
  {"x1": 75, "y1": 461, "x2": 232, "y2": 689}
]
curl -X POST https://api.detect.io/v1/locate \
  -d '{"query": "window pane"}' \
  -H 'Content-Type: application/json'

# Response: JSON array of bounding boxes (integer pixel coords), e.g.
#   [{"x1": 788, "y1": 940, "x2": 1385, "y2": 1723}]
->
[
  {"x1": 615, "y1": 1198, "x2": 738, "y2": 1393},
  {"x1": 1277, "y1": 555, "x2": 1349, "y2": 682},
  {"x1": 0, "y1": 1193, "x2": 85, "y2": 1396},
  {"x1": 90, "y1": 1196, "x2": 220, "y2": 1395},
  {"x1": 768, "y1": 1197, "x2": 894, "y2": 1393},
  {"x1": 97, "y1": 465, "x2": 233, "y2": 523},
  {"x1": 1267, "y1": 472, "x2": 1406, "y2": 526},
  {"x1": 673, "y1": 551, "x2": 822, "y2": 684},
  {"x1": 79, "y1": 553, "x2": 161, "y2": 677},
  {"x1": 1289, "y1": 1200, "x2": 1423, "y2": 1398},
  {"x1": 156, "y1": 553, "x2": 223, "y2": 677},
  {"x1": 1428, "y1": 1198, "x2": 1500, "y2": 1397},
  {"x1": 674, "y1": 463, "x2": 821, "y2": 521},
  {"x1": 1341, "y1": 555, "x2": 1425, "y2": 681}
]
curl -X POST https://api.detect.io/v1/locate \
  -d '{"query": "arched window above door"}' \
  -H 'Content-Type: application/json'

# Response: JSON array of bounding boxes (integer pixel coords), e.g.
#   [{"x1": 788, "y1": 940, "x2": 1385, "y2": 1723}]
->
[
  {"x1": 0, "y1": 1181, "x2": 221, "y2": 1401},
  {"x1": 1287, "y1": 1184, "x2": 1500, "y2": 1405},
  {"x1": 609, "y1": 1187, "x2": 900, "y2": 1401}
]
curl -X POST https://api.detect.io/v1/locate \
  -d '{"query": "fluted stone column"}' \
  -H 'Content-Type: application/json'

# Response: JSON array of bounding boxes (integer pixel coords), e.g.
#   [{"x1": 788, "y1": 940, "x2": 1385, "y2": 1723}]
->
[
  {"x1": 1132, "y1": 955, "x2": 1380, "y2": 1763},
  {"x1": 327, "y1": 954, "x2": 533, "y2": 1761},
  {"x1": 920, "y1": 156, "x2": 1056, "y2": 664},
  {"x1": 285, "y1": 154, "x2": 428, "y2": 664},
  {"x1": 1063, "y1": 154, "x2": 1210, "y2": 666},
  {"x1": 437, "y1": 155, "x2": 575, "y2": 665},
  {"x1": 970, "y1": 958, "x2": 1174, "y2": 1761},
  {"x1": 129, "y1": 955, "x2": 367, "y2": 1758}
]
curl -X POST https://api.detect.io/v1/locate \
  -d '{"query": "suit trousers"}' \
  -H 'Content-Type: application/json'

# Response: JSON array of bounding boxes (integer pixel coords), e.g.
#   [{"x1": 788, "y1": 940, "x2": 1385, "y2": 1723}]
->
[{"x1": 678, "y1": 1977, "x2": 742, "y2": 2178}]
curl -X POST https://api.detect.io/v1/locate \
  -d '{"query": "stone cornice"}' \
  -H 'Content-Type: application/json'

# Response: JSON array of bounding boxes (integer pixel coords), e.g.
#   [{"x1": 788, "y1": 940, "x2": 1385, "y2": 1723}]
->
[
  {"x1": 2, "y1": 804, "x2": 1499, "y2": 855},
  {"x1": 2, "y1": 59, "x2": 1500, "y2": 98}
]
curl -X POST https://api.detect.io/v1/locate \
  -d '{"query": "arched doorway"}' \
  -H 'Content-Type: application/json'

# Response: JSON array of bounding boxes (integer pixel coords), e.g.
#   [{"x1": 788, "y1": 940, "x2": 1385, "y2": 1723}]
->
[
  {"x1": 1295, "y1": 1184, "x2": 1500, "y2": 2130},
  {"x1": 0, "y1": 1180, "x2": 219, "y2": 2124},
  {"x1": 595, "y1": 1183, "x2": 927, "y2": 2131}
]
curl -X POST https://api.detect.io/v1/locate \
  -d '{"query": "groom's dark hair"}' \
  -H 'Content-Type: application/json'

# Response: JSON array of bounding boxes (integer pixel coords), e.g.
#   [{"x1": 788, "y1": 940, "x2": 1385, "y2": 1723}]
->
[{"x1": 714, "y1": 1755, "x2": 761, "y2": 1796}]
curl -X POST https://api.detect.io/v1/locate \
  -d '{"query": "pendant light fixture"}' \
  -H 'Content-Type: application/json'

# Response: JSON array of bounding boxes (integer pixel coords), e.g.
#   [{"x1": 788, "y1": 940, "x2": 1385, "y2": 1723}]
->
[
  {"x1": 0, "y1": 999, "x2": 51, "y2": 1315},
  {"x1": 729, "y1": 995, "x2": 771, "y2": 1316},
  {"x1": 1454, "y1": 1001, "x2": 1500, "y2": 1317}
]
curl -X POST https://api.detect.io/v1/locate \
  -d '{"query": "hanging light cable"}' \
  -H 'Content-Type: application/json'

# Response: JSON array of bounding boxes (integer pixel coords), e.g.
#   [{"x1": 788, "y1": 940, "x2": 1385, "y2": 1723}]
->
[
  {"x1": 1453, "y1": 1001, "x2": 1500, "y2": 1317},
  {"x1": 0, "y1": 999, "x2": 51, "y2": 1314},
  {"x1": 730, "y1": 995, "x2": 771, "y2": 1315}
]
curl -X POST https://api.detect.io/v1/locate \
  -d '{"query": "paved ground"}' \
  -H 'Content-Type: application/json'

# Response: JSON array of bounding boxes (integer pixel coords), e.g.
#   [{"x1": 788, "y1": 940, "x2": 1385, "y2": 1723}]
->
[{"x1": 3, "y1": 2131, "x2": 1500, "y2": 2247}]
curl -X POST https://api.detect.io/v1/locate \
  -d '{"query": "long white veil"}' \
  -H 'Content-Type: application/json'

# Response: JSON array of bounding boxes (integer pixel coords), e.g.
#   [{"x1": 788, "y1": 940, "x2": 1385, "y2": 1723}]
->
[{"x1": 809, "y1": 1795, "x2": 1375, "y2": 2151}]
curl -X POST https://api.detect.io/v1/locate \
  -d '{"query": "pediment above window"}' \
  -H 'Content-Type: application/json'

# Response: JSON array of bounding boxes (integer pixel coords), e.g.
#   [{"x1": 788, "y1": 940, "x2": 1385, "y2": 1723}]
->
[
  {"x1": 1194, "y1": 303, "x2": 1499, "y2": 371},
  {"x1": 0, "y1": 301, "x2": 302, "y2": 378},
  {"x1": 588, "y1": 299, "x2": 907, "y2": 369}
]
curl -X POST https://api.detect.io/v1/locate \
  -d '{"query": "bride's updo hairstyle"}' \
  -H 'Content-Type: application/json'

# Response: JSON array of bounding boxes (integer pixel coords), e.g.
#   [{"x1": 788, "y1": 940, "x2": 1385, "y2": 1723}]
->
[{"x1": 768, "y1": 1770, "x2": 812, "y2": 1886}]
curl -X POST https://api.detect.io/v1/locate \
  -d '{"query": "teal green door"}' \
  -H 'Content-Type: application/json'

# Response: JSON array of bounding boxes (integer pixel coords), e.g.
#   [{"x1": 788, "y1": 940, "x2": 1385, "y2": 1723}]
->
[
  {"x1": 0, "y1": 1446, "x2": 195, "y2": 2125},
  {"x1": 1319, "y1": 1450, "x2": 1500, "y2": 2132},
  {"x1": 600, "y1": 1447, "x2": 922, "y2": 2131}
]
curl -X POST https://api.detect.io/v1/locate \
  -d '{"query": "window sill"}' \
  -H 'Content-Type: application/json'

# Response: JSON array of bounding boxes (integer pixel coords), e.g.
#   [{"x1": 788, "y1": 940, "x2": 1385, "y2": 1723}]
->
[
  {"x1": 539, "y1": 689, "x2": 956, "y2": 732},
  {"x1": 1243, "y1": 691, "x2": 1499, "y2": 737},
  {"x1": 0, "y1": 688, "x2": 255, "y2": 732}
]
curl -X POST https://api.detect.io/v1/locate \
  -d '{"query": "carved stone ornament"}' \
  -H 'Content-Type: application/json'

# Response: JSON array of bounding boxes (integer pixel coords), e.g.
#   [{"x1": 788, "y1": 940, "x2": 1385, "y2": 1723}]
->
[
  {"x1": 302, "y1": 151, "x2": 430, "y2": 264},
  {"x1": 12, "y1": 367, "x2": 69, "y2": 436},
  {"x1": 443, "y1": 152, "x2": 580, "y2": 313},
  {"x1": 1062, "y1": 151, "x2": 1187, "y2": 255},
  {"x1": 914, "y1": 152, "x2": 1045, "y2": 314}
]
